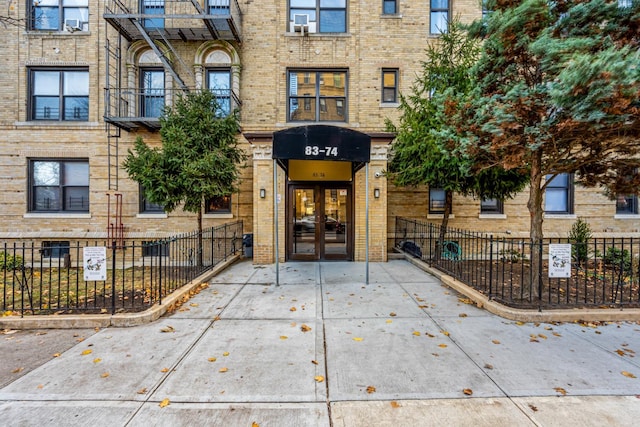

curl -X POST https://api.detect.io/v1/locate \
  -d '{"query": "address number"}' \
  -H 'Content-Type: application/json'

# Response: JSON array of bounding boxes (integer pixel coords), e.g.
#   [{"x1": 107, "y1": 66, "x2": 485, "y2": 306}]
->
[{"x1": 304, "y1": 146, "x2": 338, "y2": 156}]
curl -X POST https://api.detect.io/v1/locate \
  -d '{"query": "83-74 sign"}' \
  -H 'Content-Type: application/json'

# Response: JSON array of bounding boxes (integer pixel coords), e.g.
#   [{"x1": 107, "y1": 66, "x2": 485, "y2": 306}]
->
[{"x1": 305, "y1": 145, "x2": 339, "y2": 157}]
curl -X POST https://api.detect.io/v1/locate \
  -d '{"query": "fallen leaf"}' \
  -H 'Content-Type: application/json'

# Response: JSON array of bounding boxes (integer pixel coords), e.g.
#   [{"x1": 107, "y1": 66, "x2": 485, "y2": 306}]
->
[
  {"x1": 252, "y1": 423, "x2": 260, "y2": 427},
  {"x1": 353, "y1": 337, "x2": 363, "y2": 342},
  {"x1": 208, "y1": 357, "x2": 217, "y2": 362},
  {"x1": 616, "y1": 349, "x2": 626, "y2": 357},
  {"x1": 515, "y1": 321, "x2": 525, "y2": 326},
  {"x1": 219, "y1": 367, "x2": 229, "y2": 373},
  {"x1": 458, "y1": 298, "x2": 473, "y2": 305},
  {"x1": 101, "y1": 372, "x2": 110, "y2": 378},
  {"x1": 37, "y1": 384, "x2": 44, "y2": 389},
  {"x1": 492, "y1": 340, "x2": 501, "y2": 345},
  {"x1": 159, "y1": 398, "x2": 170, "y2": 408},
  {"x1": 12, "y1": 367, "x2": 24, "y2": 374},
  {"x1": 538, "y1": 334, "x2": 547, "y2": 340},
  {"x1": 386, "y1": 319, "x2": 393, "y2": 324},
  {"x1": 438, "y1": 343, "x2": 447, "y2": 348},
  {"x1": 311, "y1": 360, "x2": 319, "y2": 365},
  {"x1": 553, "y1": 332, "x2": 562, "y2": 337},
  {"x1": 81, "y1": 349, "x2": 92, "y2": 356},
  {"x1": 441, "y1": 331, "x2": 450, "y2": 336},
  {"x1": 190, "y1": 303, "x2": 199, "y2": 307},
  {"x1": 161, "y1": 368, "x2": 169, "y2": 373},
  {"x1": 554, "y1": 387, "x2": 567, "y2": 395},
  {"x1": 459, "y1": 313, "x2": 468, "y2": 318},
  {"x1": 390, "y1": 401, "x2": 401, "y2": 408},
  {"x1": 137, "y1": 388, "x2": 148, "y2": 394},
  {"x1": 290, "y1": 307, "x2": 297, "y2": 312},
  {"x1": 93, "y1": 358, "x2": 102, "y2": 364},
  {"x1": 622, "y1": 371, "x2": 637, "y2": 379},
  {"x1": 280, "y1": 335, "x2": 288, "y2": 340},
  {"x1": 315, "y1": 376, "x2": 324, "y2": 382},
  {"x1": 366, "y1": 385, "x2": 376, "y2": 394},
  {"x1": 300, "y1": 324, "x2": 312, "y2": 332},
  {"x1": 160, "y1": 326, "x2": 175, "y2": 333},
  {"x1": 53, "y1": 353, "x2": 61, "y2": 358},
  {"x1": 463, "y1": 388, "x2": 473, "y2": 396},
  {"x1": 223, "y1": 352, "x2": 230, "y2": 356},
  {"x1": 412, "y1": 331, "x2": 421, "y2": 336},
  {"x1": 529, "y1": 404, "x2": 538, "y2": 412},
  {"x1": 484, "y1": 364, "x2": 494, "y2": 370},
  {"x1": 390, "y1": 312, "x2": 397, "y2": 317},
  {"x1": 426, "y1": 333, "x2": 435, "y2": 338}
]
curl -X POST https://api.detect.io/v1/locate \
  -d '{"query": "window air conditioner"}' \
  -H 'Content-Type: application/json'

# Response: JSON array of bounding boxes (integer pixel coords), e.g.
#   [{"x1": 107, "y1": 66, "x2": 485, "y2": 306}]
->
[
  {"x1": 290, "y1": 14, "x2": 316, "y2": 34},
  {"x1": 64, "y1": 19, "x2": 82, "y2": 32}
]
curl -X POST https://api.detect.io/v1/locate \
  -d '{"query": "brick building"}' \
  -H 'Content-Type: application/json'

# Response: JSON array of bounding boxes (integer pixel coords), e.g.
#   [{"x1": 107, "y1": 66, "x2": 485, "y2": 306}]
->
[{"x1": 0, "y1": 1, "x2": 637, "y2": 265}]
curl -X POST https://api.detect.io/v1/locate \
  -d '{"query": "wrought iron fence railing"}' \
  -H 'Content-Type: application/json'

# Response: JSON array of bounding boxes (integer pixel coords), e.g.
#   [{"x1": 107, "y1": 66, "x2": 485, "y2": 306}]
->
[
  {"x1": 395, "y1": 217, "x2": 640, "y2": 310},
  {"x1": 1, "y1": 221, "x2": 242, "y2": 316}
]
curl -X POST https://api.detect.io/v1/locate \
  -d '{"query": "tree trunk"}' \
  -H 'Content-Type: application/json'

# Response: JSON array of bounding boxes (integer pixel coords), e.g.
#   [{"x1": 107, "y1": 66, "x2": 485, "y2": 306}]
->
[
  {"x1": 527, "y1": 151, "x2": 544, "y2": 300},
  {"x1": 197, "y1": 206, "x2": 203, "y2": 267}
]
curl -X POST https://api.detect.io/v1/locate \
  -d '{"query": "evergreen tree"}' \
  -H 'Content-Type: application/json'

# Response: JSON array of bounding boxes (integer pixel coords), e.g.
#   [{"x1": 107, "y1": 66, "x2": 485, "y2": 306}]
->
[
  {"x1": 451, "y1": 0, "x2": 640, "y2": 296},
  {"x1": 124, "y1": 90, "x2": 247, "y2": 265},
  {"x1": 387, "y1": 20, "x2": 528, "y2": 251}
]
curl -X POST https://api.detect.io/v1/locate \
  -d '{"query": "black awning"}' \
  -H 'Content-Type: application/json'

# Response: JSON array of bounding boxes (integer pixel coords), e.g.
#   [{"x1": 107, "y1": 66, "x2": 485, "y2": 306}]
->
[{"x1": 273, "y1": 125, "x2": 371, "y2": 168}]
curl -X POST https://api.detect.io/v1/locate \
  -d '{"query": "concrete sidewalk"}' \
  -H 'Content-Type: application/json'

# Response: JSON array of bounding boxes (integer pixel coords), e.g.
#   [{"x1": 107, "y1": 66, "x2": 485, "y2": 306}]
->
[{"x1": 1, "y1": 260, "x2": 639, "y2": 426}]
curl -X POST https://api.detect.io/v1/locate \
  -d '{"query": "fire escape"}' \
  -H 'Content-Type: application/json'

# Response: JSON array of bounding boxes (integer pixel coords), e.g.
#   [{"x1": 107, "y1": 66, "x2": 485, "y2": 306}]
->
[{"x1": 102, "y1": 0, "x2": 242, "y2": 244}]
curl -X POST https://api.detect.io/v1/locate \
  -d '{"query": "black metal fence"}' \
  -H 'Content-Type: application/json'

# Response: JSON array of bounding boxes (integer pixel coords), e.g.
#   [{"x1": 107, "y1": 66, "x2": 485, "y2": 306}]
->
[
  {"x1": 1, "y1": 221, "x2": 243, "y2": 316},
  {"x1": 395, "y1": 217, "x2": 640, "y2": 310}
]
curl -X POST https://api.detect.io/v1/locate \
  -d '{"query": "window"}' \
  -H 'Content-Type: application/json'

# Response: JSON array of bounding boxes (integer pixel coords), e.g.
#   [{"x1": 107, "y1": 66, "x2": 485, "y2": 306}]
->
[
  {"x1": 30, "y1": 160, "x2": 89, "y2": 212},
  {"x1": 30, "y1": 69, "x2": 89, "y2": 121},
  {"x1": 430, "y1": 0, "x2": 449, "y2": 34},
  {"x1": 206, "y1": 195, "x2": 232, "y2": 214},
  {"x1": 207, "y1": 69, "x2": 231, "y2": 116},
  {"x1": 616, "y1": 194, "x2": 638, "y2": 215},
  {"x1": 290, "y1": 0, "x2": 347, "y2": 33},
  {"x1": 383, "y1": 0, "x2": 397, "y2": 14},
  {"x1": 31, "y1": 0, "x2": 88, "y2": 31},
  {"x1": 142, "y1": 0, "x2": 164, "y2": 28},
  {"x1": 544, "y1": 173, "x2": 573, "y2": 214},
  {"x1": 288, "y1": 70, "x2": 347, "y2": 122},
  {"x1": 139, "y1": 185, "x2": 164, "y2": 213},
  {"x1": 140, "y1": 68, "x2": 164, "y2": 118},
  {"x1": 481, "y1": 198, "x2": 503, "y2": 214},
  {"x1": 382, "y1": 69, "x2": 398, "y2": 103},
  {"x1": 142, "y1": 241, "x2": 169, "y2": 257},
  {"x1": 208, "y1": 0, "x2": 230, "y2": 14},
  {"x1": 42, "y1": 241, "x2": 70, "y2": 258},
  {"x1": 429, "y1": 187, "x2": 446, "y2": 214}
]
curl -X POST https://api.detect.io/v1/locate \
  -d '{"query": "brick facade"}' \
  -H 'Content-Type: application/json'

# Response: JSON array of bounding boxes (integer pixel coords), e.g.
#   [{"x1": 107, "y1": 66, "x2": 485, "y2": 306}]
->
[{"x1": 1, "y1": 1, "x2": 637, "y2": 264}]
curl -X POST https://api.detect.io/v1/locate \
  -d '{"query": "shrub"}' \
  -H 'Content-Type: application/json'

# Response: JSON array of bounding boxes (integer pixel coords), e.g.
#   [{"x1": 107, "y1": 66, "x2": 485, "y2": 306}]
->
[
  {"x1": 603, "y1": 247, "x2": 632, "y2": 274},
  {"x1": 0, "y1": 252, "x2": 24, "y2": 271},
  {"x1": 568, "y1": 217, "x2": 592, "y2": 266}
]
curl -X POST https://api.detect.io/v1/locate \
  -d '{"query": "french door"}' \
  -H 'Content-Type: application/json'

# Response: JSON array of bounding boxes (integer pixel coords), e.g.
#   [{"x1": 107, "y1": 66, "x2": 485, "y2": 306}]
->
[{"x1": 287, "y1": 184, "x2": 352, "y2": 261}]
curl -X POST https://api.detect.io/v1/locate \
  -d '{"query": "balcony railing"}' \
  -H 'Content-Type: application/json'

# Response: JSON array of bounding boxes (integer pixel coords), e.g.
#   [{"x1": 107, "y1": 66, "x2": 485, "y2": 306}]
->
[
  {"x1": 104, "y1": 0, "x2": 242, "y2": 42},
  {"x1": 104, "y1": 87, "x2": 241, "y2": 131}
]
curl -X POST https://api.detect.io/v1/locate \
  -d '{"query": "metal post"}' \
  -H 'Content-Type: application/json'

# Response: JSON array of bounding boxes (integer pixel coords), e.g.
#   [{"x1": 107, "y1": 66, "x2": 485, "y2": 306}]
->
[
  {"x1": 365, "y1": 163, "x2": 370, "y2": 284},
  {"x1": 274, "y1": 159, "x2": 279, "y2": 286}
]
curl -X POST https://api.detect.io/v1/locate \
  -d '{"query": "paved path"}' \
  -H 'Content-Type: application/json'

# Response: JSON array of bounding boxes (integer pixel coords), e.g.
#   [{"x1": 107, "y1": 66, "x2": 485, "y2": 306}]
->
[{"x1": 1, "y1": 260, "x2": 639, "y2": 426}]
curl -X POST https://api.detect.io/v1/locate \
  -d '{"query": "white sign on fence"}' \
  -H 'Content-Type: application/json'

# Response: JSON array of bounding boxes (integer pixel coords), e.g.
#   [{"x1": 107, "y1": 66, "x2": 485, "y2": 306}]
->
[
  {"x1": 83, "y1": 246, "x2": 107, "y2": 281},
  {"x1": 549, "y1": 243, "x2": 571, "y2": 278}
]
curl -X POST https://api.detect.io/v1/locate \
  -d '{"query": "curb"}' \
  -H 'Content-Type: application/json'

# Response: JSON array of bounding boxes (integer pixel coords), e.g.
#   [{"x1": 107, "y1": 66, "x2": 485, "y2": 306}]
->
[
  {"x1": 404, "y1": 254, "x2": 640, "y2": 323},
  {"x1": 0, "y1": 255, "x2": 241, "y2": 330}
]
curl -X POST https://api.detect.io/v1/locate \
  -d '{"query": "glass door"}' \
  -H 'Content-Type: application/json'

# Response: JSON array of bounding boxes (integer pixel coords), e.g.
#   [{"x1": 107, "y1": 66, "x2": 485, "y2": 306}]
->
[{"x1": 287, "y1": 185, "x2": 352, "y2": 261}]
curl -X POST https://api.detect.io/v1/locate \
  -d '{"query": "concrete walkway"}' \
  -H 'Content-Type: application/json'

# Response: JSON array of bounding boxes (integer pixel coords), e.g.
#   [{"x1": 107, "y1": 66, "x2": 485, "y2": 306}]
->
[{"x1": 1, "y1": 260, "x2": 639, "y2": 426}]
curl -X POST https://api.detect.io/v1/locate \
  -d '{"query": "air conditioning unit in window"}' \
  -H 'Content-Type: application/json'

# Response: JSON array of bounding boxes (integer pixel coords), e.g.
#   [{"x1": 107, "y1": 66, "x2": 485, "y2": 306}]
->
[
  {"x1": 64, "y1": 19, "x2": 82, "y2": 32},
  {"x1": 290, "y1": 14, "x2": 316, "y2": 35}
]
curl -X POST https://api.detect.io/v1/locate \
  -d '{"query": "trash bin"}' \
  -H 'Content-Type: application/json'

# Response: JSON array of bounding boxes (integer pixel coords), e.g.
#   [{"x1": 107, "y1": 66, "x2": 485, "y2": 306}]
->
[{"x1": 243, "y1": 233, "x2": 253, "y2": 258}]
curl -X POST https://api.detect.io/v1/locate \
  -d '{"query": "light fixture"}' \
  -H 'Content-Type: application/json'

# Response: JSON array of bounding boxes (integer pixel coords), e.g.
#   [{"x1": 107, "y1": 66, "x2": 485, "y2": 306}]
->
[
  {"x1": 374, "y1": 188, "x2": 380, "y2": 199},
  {"x1": 260, "y1": 188, "x2": 266, "y2": 199}
]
